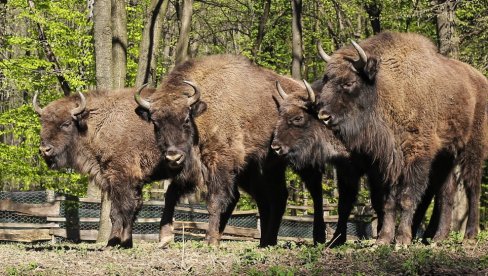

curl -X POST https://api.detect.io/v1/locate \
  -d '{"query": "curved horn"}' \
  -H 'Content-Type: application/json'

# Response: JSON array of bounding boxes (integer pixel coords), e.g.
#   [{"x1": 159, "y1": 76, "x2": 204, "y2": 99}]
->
[
  {"x1": 317, "y1": 42, "x2": 332, "y2": 63},
  {"x1": 351, "y1": 40, "x2": 367, "y2": 65},
  {"x1": 134, "y1": 83, "x2": 151, "y2": 110},
  {"x1": 275, "y1": 81, "x2": 289, "y2": 100},
  {"x1": 303, "y1": 80, "x2": 315, "y2": 103},
  {"x1": 70, "y1": 91, "x2": 86, "y2": 119},
  {"x1": 33, "y1": 91, "x2": 43, "y2": 115},
  {"x1": 183, "y1": 80, "x2": 201, "y2": 106}
]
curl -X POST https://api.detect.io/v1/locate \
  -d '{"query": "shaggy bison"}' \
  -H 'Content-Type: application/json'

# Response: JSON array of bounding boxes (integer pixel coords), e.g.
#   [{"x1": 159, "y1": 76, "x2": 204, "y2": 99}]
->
[
  {"x1": 271, "y1": 80, "x2": 385, "y2": 246},
  {"x1": 34, "y1": 87, "x2": 166, "y2": 248},
  {"x1": 316, "y1": 32, "x2": 488, "y2": 244},
  {"x1": 135, "y1": 54, "x2": 330, "y2": 246}
]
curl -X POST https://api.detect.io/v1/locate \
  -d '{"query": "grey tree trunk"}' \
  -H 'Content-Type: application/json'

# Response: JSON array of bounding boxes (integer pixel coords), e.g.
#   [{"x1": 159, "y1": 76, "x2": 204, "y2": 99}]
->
[
  {"x1": 111, "y1": 0, "x2": 127, "y2": 88},
  {"x1": 174, "y1": 0, "x2": 193, "y2": 66},
  {"x1": 251, "y1": 0, "x2": 271, "y2": 58},
  {"x1": 135, "y1": 0, "x2": 170, "y2": 87},
  {"x1": 291, "y1": 0, "x2": 303, "y2": 80},
  {"x1": 93, "y1": 0, "x2": 113, "y2": 244},
  {"x1": 436, "y1": 0, "x2": 459, "y2": 58}
]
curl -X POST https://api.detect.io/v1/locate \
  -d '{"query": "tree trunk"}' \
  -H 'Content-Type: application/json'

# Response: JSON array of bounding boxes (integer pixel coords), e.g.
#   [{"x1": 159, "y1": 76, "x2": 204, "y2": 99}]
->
[
  {"x1": 94, "y1": 0, "x2": 113, "y2": 89},
  {"x1": 93, "y1": 0, "x2": 113, "y2": 244},
  {"x1": 135, "y1": 0, "x2": 170, "y2": 87},
  {"x1": 251, "y1": 0, "x2": 271, "y2": 58},
  {"x1": 364, "y1": 0, "x2": 381, "y2": 35},
  {"x1": 435, "y1": 0, "x2": 459, "y2": 58},
  {"x1": 174, "y1": 0, "x2": 193, "y2": 66},
  {"x1": 291, "y1": 0, "x2": 303, "y2": 80},
  {"x1": 111, "y1": 0, "x2": 127, "y2": 88}
]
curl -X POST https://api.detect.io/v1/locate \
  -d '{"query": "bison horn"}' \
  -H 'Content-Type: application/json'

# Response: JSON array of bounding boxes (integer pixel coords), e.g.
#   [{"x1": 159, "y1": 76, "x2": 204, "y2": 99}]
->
[
  {"x1": 317, "y1": 42, "x2": 332, "y2": 63},
  {"x1": 70, "y1": 91, "x2": 87, "y2": 119},
  {"x1": 134, "y1": 83, "x2": 151, "y2": 110},
  {"x1": 183, "y1": 81, "x2": 201, "y2": 106},
  {"x1": 303, "y1": 80, "x2": 315, "y2": 103},
  {"x1": 33, "y1": 91, "x2": 43, "y2": 115},
  {"x1": 351, "y1": 40, "x2": 367, "y2": 66},
  {"x1": 275, "y1": 81, "x2": 289, "y2": 100}
]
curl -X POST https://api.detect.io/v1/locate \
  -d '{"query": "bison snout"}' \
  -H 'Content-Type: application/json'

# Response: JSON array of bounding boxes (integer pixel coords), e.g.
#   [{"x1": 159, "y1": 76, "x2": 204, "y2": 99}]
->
[
  {"x1": 317, "y1": 110, "x2": 333, "y2": 126},
  {"x1": 271, "y1": 142, "x2": 289, "y2": 156},
  {"x1": 165, "y1": 149, "x2": 186, "y2": 167},
  {"x1": 39, "y1": 144, "x2": 54, "y2": 157}
]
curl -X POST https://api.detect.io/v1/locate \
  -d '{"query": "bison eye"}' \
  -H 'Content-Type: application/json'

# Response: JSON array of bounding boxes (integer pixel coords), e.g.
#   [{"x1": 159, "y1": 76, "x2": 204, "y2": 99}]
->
[
  {"x1": 60, "y1": 120, "x2": 72, "y2": 129},
  {"x1": 291, "y1": 115, "x2": 304, "y2": 125},
  {"x1": 184, "y1": 116, "x2": 190, "y2": 126},
  {"x1": 341, "y1": 81, "x2": 355, "y2": 90}
]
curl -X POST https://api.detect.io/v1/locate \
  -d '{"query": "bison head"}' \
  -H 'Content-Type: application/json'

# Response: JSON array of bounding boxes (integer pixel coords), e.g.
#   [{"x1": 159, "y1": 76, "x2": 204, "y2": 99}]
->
[
  {"x1": 315, "y1": 41, "x2": 378, "y2": 134},
  {"x1": 135, "y1": 81, "x2": 207, "y2": 172},
  {"x1": 33, "y1": 91, "x2": 88, "y2": 169},
  {"x1": 271, "y1": 80, "x2": 325, "y2": 168}
]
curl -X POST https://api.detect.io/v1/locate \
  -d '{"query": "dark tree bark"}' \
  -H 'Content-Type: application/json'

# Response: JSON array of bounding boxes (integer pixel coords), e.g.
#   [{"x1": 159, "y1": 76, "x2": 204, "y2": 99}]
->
[
  {"x1": 135, "y1": 0, "x2": 170, "y2": 87},
  {"x1": 174, "y1": 0, "x2": 193, "y2": 66},
  {"x1": 364, "y1": 0, "x2": 381, "y2": 35},
  {"x1": 27, "y1": 0, "x2": 71, "y2": 96},
  {"x1": 93, "y1": 0, "x2": 114, "y2": 244},
  {"x1": 436, "y1": 0, "x2": 459, "y2": 58},
  {"x1": 291, "y1": 0, "x2": 303, "y2": 80},
  {"x1": 111, "y1": 0, "x2": 127, "y2": 88},
  {"x1": 251, "y1": 0, "x2": 271, "y2": 58}
]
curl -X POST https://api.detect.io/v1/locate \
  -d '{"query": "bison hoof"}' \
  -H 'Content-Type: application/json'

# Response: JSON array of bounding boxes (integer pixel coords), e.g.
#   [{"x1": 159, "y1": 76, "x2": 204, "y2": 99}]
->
[
  {"x1": 464, "y1": 228, "x2": 478, "y2": 240},
  {"x1": 159, "y1": 234, "x2": 175, "y2": 248},
  {"x1": 326, "y1": 236, "x2": 346, "y2": 248}
]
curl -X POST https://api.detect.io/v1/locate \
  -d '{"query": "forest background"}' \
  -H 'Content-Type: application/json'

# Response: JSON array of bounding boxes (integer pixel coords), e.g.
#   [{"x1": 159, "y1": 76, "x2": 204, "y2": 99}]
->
[{"x1": 0, "y1": 0, "x2": 487, "y2": 237}]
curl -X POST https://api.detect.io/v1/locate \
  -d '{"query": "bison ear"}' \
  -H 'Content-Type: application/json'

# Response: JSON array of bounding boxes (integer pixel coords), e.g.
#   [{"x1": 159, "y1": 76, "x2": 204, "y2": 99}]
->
[
  {"x1": 135, "y1": 106, "x2": 151, "y2": 122},
  {"x1": 364, "y1": 56, "x2": 378, "y2": 81},
  {"x1": 74, "y1": 110, "x2": 89, "y2": 131},
  {"x1": 191, "y1": 101, "x2": 207, "y2": 118}
]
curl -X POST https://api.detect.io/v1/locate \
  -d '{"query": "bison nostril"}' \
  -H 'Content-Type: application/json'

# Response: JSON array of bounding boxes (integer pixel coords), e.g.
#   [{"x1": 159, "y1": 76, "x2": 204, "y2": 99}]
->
[{"x1": 165, "y1": 149, "x2": 185, "y2": 165}]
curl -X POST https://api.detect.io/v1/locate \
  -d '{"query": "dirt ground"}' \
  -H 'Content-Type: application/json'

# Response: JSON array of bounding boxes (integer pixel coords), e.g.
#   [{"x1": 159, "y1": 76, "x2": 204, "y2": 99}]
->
[{"x1": 1, "y1": 236, "x2": 488, "y2": 275}]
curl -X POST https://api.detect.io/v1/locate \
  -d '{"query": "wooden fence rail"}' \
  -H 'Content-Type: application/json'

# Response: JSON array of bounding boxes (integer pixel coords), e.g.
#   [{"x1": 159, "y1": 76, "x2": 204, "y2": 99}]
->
[{"x1": 0, "y1": 191, "x2": 375, "y2": 243}]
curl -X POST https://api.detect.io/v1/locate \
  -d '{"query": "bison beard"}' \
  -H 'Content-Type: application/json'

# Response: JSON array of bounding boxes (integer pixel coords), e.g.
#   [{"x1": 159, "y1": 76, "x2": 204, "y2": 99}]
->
[
  {"x1": 35, "y1": 87, "x2": 167, "y2": 248},
  {"x1": 316, "y1": 32, "x2": 488, "y2": 244}
]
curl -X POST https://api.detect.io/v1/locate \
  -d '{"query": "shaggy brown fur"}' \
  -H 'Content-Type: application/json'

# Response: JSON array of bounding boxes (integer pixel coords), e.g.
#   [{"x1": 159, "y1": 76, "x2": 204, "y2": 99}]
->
[
  {"x1": 137, "y1": 55, "x2": 313, "y2": 247},
  {"x1": 271, "y1": 83, "x2": 386, "y2": 246},
  {"x1": 36, "y1": 87, "x2": 165, "y2": 248},
  {"x1": 316, "y1": 31, "x2": 488, "y2": 244}
]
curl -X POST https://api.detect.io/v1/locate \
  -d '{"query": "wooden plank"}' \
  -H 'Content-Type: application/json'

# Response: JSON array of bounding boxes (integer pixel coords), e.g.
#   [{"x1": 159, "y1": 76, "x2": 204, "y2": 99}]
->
[
  {"x1": 0, "y1": 222, "x2": 59, "y2": 229},
  {"x1": 0, "y1": 199, "x2": 60, "y2": 217},
  {"x1": 0, "y1": 229, "x2": 52, "y2": 242},
  {"x1": 174, "y1": 221, "x2": 260, "y2": 238}
]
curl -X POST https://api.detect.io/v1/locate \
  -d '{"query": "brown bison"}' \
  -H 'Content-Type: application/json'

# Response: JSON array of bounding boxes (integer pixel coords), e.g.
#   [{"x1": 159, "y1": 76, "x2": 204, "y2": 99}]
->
[
  {"x1": 316, "y1": 32, "x2": 488, "y2": 244},
  {"x1": 34, "y1": 87, "x2": 166, "y2": 248},
  {"x1": 271, "y1": 80, "x2": 385, "y2": 246},
  {"x1": 135, "y1": 54, "x2": 330, "y2": 246}
]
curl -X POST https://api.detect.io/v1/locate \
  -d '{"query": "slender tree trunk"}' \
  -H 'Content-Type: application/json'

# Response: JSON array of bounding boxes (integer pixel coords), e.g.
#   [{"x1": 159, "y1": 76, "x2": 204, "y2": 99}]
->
[
  {"x1": 364, "y1": 0, "x2": 381, "y2": 35},
  {"x1": 251, "y1": 0, "x2": 271, "y2": 58},
  {"x1": 93, "y1": 0, "x2": 113, "y2": 244},
  {"x1": 135, "y1": 0, "x2": 169, "y2": 87},
  {"x1": 28, "y1": 0, "x2": 71, "y2": 95},
  {"x1": 435, "y1": 0, "x2": 459, "y2": 58},
  {"x1": 111, "y1": 0, "x2": 127, "y2": 88},
  {"x1": 174, "y1": 0, "x2": 193, "y2": 66},
  {"x1": 291, "y1": 0, "x2": 303, "y2": 80}
]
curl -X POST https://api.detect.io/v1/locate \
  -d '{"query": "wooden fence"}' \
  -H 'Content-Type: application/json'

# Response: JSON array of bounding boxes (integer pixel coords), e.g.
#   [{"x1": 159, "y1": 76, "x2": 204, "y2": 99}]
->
[{"x1": 0, "y1": 191, "x2": 376, "y2": 243}]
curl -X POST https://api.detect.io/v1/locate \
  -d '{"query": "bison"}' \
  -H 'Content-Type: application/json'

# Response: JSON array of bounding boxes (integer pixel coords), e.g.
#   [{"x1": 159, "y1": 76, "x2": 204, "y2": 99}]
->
[
  {"x1": 316, "y1": 31, "x2": 488, "y2": 244},
  {"x1": 34, "y1": 87, "x2": 166, "y2": 248},
  {"x1": 271, "y1": 80, "x2": 385, "y2": 246},
  {"x1": 135, "y1": 54, "x2": 330, "y2": 246}
]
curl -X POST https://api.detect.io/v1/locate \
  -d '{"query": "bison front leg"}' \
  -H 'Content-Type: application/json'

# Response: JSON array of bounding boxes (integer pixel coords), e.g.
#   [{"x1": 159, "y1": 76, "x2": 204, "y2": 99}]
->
[
  {"x1": 301, "y1": 168, "x2": 326, "y2": 245},
  {"x1": 107, "y1": 203, "x2": 124, "y2": 247},
  {"x1": 120, "y1": 186, "x2": 144, "y2": 248},
  {"x1": 159, "y1": 182, "x2": 181, "y2": 248},
  {"x1": 376, "y1": 184, "x2": 396, "y2": 245},
  {"x1": 328, "y1": 164, "x2": 361, "y2": 247}
]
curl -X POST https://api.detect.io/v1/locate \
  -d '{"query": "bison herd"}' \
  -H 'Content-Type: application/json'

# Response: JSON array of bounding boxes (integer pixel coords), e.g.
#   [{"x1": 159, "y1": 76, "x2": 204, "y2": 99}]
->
[{"x1": 34, "y1": 32, "x2": 488, "y2": 249}]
